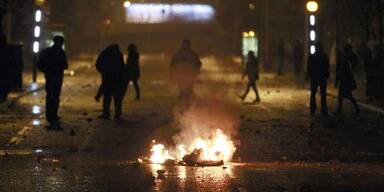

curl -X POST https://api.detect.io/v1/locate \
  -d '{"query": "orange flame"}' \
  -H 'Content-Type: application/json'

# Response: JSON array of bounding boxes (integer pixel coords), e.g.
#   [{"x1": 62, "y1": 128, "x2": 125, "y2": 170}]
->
[{"x1": 149, "y1": 129, "x2": 236, "y2": 164}]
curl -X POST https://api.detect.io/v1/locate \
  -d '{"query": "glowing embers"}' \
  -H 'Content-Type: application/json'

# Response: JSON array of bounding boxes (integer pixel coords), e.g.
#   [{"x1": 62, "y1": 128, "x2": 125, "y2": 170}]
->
[
  {"x1": 149, "y1": 129, "x2": 236, "y2": 166},
  {"x1": 125, "y1": 3, "x2": 215, "y2": 23}
]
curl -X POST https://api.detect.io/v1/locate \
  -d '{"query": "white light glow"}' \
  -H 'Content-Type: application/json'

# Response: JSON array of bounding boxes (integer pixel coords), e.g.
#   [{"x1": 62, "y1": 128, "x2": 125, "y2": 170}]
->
[
  {"x1": 310, "y1": 45, "x2": 316, "y2": 55},
  {"x1": 34, "y1": 26, "x2": 41, "y2": 38},
  {"x1": 309, "y1": 15, "x2": 316, "y2": 26},
  {"x1": 125, "y1": 3, "x2": 215, "y2": 23},
  {"x1": 35, "y1": 10, "x2": 42, "y2": 22},
  {"x1": 32, "y1": 106, "x2": 41, "y2": 115},
  {"x1": 30, "y1": 83, "x2": 39, "y2": 90},
  {"x1": 124, "y1": 1, "x2": 131, "y2": 8},
  {"x1": 33, "y1": 41, "x2": 40, "y2": 53},
  {"x1": 32, "y1": 119, "x2": 40, "y2": 126},
  {"x1": 310, "y1": 30, "x2": 316, "y2": 41},
  {"x1": 306, "y1": 1, "x2": 319, "y2": 13}
]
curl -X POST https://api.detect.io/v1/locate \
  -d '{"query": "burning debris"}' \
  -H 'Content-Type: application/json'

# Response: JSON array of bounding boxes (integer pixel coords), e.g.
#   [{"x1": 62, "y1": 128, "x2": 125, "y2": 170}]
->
[{"x1": 144, "y1": 129, "x2": 235, "y2": 167}]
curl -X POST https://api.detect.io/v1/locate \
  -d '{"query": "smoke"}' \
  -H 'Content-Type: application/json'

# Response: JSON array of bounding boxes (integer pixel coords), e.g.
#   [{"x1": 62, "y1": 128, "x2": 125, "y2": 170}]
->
[{"x1": 172, "y1": 56, "x2": 240, "y2": 154}]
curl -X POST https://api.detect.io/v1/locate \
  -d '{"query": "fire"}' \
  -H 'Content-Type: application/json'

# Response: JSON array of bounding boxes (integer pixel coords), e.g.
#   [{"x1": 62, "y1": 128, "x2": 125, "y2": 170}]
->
[{"x1": 149, "y1": 129, "x2": 236, "y2": 165}]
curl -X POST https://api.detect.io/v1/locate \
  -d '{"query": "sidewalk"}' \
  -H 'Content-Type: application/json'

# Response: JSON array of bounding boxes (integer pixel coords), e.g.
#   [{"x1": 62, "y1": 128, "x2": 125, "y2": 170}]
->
[{"x1": 327, "y1": 73, "x2": 384, "y2": 114}]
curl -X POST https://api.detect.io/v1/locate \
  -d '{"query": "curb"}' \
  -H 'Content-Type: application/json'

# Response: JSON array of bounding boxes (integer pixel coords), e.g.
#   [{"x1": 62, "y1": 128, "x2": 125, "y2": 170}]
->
[
  {"x1": 327, "y1": 92, "x2": 384, "y2": 115},
  {"x1": 0, "y1": 85, "x2": 44, "y2": 108}
]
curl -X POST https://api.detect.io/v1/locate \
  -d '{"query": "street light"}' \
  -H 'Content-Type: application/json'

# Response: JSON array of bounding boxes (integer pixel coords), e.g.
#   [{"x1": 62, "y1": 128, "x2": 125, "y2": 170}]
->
[
  {"x1": 306, "y1": 1, "x2": 318, "y2": 13},
  {"x1": 306, "y1": 1, "x2": 318, "y2": 55},
  {"x1": 35, "y1": 9, "x2": 42, "y2": 22},
  {"x1": 123, "y1": 1, "x2": 131, "y2": 8},
  {"x1": 32, "y1": 6, "x2": 43, "y2": 83}
]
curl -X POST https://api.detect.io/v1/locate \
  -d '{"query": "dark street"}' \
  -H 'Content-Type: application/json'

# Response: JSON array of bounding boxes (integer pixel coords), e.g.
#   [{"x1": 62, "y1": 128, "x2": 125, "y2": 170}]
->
[
  {"x1": 2, "y1": 0, "x2": 384, "y2": 191},
  {"x1": 1, "y1": 56, "x2": 384, "y2": 191}
]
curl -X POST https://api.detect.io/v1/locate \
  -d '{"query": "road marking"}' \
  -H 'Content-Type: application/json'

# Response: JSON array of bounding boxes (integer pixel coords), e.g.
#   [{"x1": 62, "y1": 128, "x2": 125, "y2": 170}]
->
[
  {"x1": 327, "y1": 92, "x2": 384, "y2": 115},
  {"x1": 0, "y1": 149, "x2": 34, "y2": 156},
  {"x1": 7, "y1": 126, "x2": 33, "y2": 145}
]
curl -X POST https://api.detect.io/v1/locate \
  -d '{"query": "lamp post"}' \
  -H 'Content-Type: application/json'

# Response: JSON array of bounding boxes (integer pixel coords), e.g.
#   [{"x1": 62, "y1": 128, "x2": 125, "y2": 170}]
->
[
  {"x1": 32, "y1": 0, "x2": 44, "y2": 83},
  {"x1": 306, "y1": 1, "x2": 318, "y2": 55}
]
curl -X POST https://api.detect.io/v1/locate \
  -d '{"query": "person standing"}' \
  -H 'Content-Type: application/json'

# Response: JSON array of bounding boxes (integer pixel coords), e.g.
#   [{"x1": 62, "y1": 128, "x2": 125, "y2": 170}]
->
[
  {"x1": 37, "y1": 36, "x2": 68, "y2": 130},
  {"x1": 240, "y1": 51, "x2": 261, "y2": 103},
  {"x1": 307, "y1": 42, "x2": 330, "y2": 116},
  {"x1": 170, "y1": 39, "x2": 202, "y2": 101},
  {"x1": 334, "y1": 46, "x2": 360, "y2": 115},
  {"x1": 124, "y1": 44, "x2": 141, "y2": 101},
  {"x1": 96, "y1": 44, "x2": 125, "y2": 120}
]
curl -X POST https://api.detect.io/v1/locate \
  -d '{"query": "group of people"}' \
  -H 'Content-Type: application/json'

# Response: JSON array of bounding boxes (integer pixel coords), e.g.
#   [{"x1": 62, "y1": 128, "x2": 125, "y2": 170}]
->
[
  {"x1": 37, "y1": 35, "x2": 360, "y2": 130},
  {"x1": 94, "y1": 43, "x2": 141, "y2": 120},
  {"x1": 37, "y1": 36, "x2": 141, "y2": 130},
  {"x1": 307, "y1": 42, "x2": 360, "y2": 116},
  {"x1": 37, "y1": 37, "x2": 204, "y2": 130}
]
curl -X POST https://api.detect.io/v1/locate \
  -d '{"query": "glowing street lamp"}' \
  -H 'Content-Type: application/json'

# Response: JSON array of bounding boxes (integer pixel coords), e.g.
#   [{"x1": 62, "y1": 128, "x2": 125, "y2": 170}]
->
[
  {"x1": 306, "y1": 1, "x2": 318, "y2": 55},
  {"x1": 123, "y1": 1, "x2": 131, "y2": 8},
  {"x1": 32, "y1": 6, "x2": 44, "y2": 82},
  {"x1": 306, "y1": 1, "x2": 318, "y2": 13},
  {"x1": 35, "y1": 10, "x2": 42, "y2": 22},
  {"x1": 248, "y1": 31, "x2": 255, "y2": 37}
]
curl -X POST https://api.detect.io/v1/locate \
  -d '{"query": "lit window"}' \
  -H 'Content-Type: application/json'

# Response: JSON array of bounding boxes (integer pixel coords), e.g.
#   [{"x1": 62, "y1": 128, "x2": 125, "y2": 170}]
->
[{"x1": 125, "y1": 3, "x2": 215, "y2": 23}]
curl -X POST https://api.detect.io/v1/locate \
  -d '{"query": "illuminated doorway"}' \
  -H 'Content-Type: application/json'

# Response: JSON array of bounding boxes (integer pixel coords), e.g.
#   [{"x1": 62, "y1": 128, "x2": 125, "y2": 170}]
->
[{"x1": 242, "y1": 31, "x2": 258, "y2": 58}]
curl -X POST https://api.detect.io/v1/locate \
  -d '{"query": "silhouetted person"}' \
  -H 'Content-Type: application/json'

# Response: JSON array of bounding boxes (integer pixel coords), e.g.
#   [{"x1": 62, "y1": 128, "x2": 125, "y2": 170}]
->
[
  {"x1": 293, "y1": 41, "x2": 304, "y2": 75},
  {"x1": 124, "y1": 44, "x2": 141, "y2": 101},
  {"x1": 240, "y1": 51, "x2": 260, "y2": 103},
  {"x1": 0, "y1": 35, "x2": 11, "y2": 103},
  {"x1": 307, "y1": 42, "x2": 329, "y2": 116},
  {"x1": 170, "y1": 39, "x2": 202, "y2": 101},
  {"x1": 334, "y1": 47, "x2": 360, "y2": 116},
  {"x1": 277, "y1": 39, "x2": 285, "y2": 76},
  {"x1": 96, "y1": 44, "x2": 125, "y2": 119},
  {"x1": 37, "y1": 36, "x2": 68, "y2": 130}
]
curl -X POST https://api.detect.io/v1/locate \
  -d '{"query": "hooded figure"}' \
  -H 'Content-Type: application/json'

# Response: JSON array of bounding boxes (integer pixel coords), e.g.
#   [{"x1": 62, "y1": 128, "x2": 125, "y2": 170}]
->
[
  {"x1": 96, "y1": 44, "x2": 125, "y2": 119},
  {"x1": 170, "y1": 39, "x2": 202, "y2": 100}
]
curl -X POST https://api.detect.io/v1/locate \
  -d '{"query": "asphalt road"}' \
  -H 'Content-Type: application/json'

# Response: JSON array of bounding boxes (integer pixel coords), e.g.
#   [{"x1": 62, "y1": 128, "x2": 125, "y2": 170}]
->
[{"x1": 1, "y1": 55, "x2": 384, "y2": 192}]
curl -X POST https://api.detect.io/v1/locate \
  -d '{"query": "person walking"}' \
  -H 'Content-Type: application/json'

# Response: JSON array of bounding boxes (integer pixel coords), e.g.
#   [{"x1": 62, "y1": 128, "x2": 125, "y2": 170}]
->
[
  {"x1": 124, "y1": 44, "x2": 141, "y2": 101},
  {"x1": 307, "y1": 42, "x2": 330, "y2": 116},
  {"x1": 240, "y1": 51, "x2": 261, "y2": 103},
  {"x1": 334, "y1": 46, "x2": 360, "y2": 116},
  {"x1": 170, "y1": 39, "x2": 202, "y2": 101},
  {"x1": 96, "y1": 44, "x2": 125, "y2": 120},
  {"x1": 37, "y1": 36, "x2": 68, "y2": 130}
]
